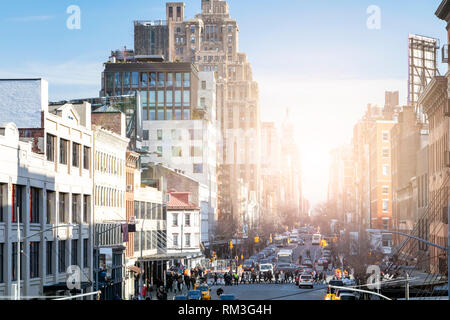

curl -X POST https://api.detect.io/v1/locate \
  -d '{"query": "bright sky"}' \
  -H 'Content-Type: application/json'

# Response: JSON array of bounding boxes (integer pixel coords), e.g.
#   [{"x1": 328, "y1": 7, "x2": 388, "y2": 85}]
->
[{"x1": 0, "y1": 0, "x2": 448, "y2": 207}]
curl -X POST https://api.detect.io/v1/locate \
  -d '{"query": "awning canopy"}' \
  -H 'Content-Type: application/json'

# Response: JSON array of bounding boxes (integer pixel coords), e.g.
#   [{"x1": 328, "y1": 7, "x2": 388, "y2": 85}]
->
[{"x1": 138, "y1": 251, "x2": 204, "y2": 262}]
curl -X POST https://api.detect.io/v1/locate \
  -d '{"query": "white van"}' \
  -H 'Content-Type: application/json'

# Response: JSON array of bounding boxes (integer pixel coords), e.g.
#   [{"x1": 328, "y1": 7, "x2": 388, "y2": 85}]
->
[
  {"x1": 312, "y1": 233, "x2": 321, "y2": 245},
  {"x1": 259, "y1": 263, "x2": 274, "y2": 275}
]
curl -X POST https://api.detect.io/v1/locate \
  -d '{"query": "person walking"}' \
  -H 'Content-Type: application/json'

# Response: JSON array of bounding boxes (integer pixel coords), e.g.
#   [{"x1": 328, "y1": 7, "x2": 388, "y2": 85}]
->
[
  {"x1": 213, "y1": 273, "x2": 218, "y2": 286},
  {"x1": 184, "y1": 274, "x2": 191, "y2": 290},
  {"x1": 177, "y1": 274, "x2": 183, "y2": 293}
]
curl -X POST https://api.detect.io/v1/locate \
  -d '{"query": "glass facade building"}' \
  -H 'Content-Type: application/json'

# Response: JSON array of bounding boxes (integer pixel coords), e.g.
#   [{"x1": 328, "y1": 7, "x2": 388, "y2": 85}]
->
[{"x1": 102, "y1": 62, "x2": 198, "y2": 121}]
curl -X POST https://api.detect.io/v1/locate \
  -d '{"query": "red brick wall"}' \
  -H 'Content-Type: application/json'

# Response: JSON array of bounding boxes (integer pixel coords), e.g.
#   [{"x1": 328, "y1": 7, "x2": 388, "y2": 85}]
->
[{"x1": 91, "y1": 113, "x2": 123, "y2": 136}]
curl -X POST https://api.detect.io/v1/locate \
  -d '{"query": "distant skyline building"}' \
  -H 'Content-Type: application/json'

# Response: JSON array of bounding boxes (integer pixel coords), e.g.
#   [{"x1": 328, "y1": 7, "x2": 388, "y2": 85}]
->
[{"x1": 134, "y1": 0, "x2": 262, "y2": 237}]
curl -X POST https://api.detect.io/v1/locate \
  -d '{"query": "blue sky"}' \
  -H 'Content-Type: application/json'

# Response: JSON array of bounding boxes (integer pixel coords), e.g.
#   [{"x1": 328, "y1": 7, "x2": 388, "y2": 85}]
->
[{"x1": 0, "y1": 0, "x2": 447, "y2": 206}]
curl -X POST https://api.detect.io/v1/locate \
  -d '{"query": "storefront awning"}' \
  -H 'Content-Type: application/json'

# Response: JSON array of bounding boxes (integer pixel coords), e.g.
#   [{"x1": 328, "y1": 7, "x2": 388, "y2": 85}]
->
[{"x1": 138, "y1": 251, "x2": 204, "y2": 262}]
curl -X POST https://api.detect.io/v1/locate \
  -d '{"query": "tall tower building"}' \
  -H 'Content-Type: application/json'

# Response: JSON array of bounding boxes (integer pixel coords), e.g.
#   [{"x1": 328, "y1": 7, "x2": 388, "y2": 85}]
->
[{"x1": 135, "y1": 0, "x2": 261, "y2": 237}]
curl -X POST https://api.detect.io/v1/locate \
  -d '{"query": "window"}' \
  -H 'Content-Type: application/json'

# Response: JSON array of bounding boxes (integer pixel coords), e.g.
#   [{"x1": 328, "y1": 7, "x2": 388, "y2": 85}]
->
[
  {"x1": 382, "y1": 186, "x2": 389, "y2": 195},
  {"x1": 169, "y1": 6, "x2": 173, "y2": 18},
  {"x1": 71, "y1": 239, "x2": 78, "y2": 266},
  {"x1": 11, "y1": 242, "x2": 23, "y2": 281},
  {"x1": 83, "y1": 195, "x2": 89, "y2": 223},
  {"x1": 58, "y1": 240, "x2": 66, "y2": 273},
  {"x1": 183, "y1": 90, "x2": 190, "y2": 107},
  {"x1": 382, "y1": 200, "x2": 389, "y2": 212},
  {"x1": 175, "y1": 109, "x2": 182, "y2": 120},
  {"x1": 46, "y1": 241, "x2": 53, "y2": 275},
  {"x1": 140, "y1": 201, "x2": 145, "y2": 219},
  {"x1": 193, "y1": 164, "x2": 203, "y2": 174},
  {"x1": 59, "y1": 193, "x2": 66, "y2": 223},
  {"x1": 382, "y1": 165, "x2": 389, "y2": 176},
  {"x1": 175, "y1": 90, "x2": 182, "y2": 107},
  {"x1": 83, "y1": 239, "x2": 88, "y2": 268},
  {"x1": 46, "y1": 134, "x2": 56, "y2": 162},
  {"x1": 172, "y1": 213, "x2": 178, "y2": 226},
  {"x1": 228, "y1": 26, "x2": 232, "y2": 33},
  {"x1": 143, "y1": 130, "x2": 149, "y2": 141},
  {"x1": 176, "y1": 5, "x2": 181, "y2": 18},
  {"x1": 46, "y1": 191, "x2": 55, "y2": 224},
  {"x1": 134, "y1": 201, "x2": 139, "y2": 219},
  {"x1": 191, "y1": 36, "x2": 195, "y2": 43},
  {"x1": 72, "y1": 143, "x2": 80, "y2": 167},
  {"x1": 83, "y1": 146, "x2": 90, "y2": 170},
  {"x1": 172, "y1": 146, "x2": 182, "y2": 157},
  {"x1": 382, "y1": 148, "x2": 389, "y2": 157},
  {"x1": 0, "y1": 184, "x2": 3, "y2": 222},
  {"x1": 157, "y1": 129, "x2": 163, "y2": 141},
  {"x1": 201, "y1": 81, "x2": 206, "y2": 90},
  {"x1": 171, "y1": 129, "x2": 182, "y2": 141},
  {"x1": 158, "y1": 73, "x2": 165, "y2": 87},
  {"x1": 173, "y1": 234, "x2": 178, "y2": 247},
  {"x1": 30, "y1": 242, "x2": 39, "y2": 278},
  {"x1": 183, "y1": 73, "x2": 190, "y2": 88},
  {"x1": 72, "y1": 194, "x2": 79, "y2": 223},
  {"x1": 30, "y1": 187, "x2": 40, "y2": 223},
  {"x1": 185, "y1": 214, "x2": 191, "y2": 227},
  {"x1": 190, "y1": 146, "x2": 202, "y2": 157},
  {"x1": 12, "y1": 184, "x2": 24, "y2": 223},
  {"x1": 382, "y1": 131, "x2": 389, "y2": 142},
  {"x1": 166, "y1": 91, "x2": 173, "y2": 106},
  {"x1": 228, "y1": 35, "x2": 232, "y2": 43},
  {"x1": 185, "y1": 233, "x2": 191, "y2": 247},
  {"x1": 157, "y1": 146, "x2": 163, "y2": 157},
  {"x1": 140, "y1": 72, "x2": 148, "y2": 88},
  {"x1": 59, "y1": 138, "x2": 68, "y2": 165},
  {"x1": 167, "y1": 73, "x2": 173, "y2": 87},
  {"x1": 189, "y1": 129, "x2": 202, "y2": 140},
  {"x1": 132, "y1": 72, "x2": 139, "y2": 88},
  {"x1": 157, "y1": 90, "x2": 164, "y2": 107},
  {"x1": 0, "y1": 243, "x2": 3, "y2": 283},
  {"x1": 115, "y1": 72, "x2": 122, "y2": 89},
  {"x1": 175, "y1": 73, "x2": 182, "y2": 87},
  {"x1": 382, "y1": 219, "x2": 389, "y2": 230},
  {"x1": 228, "y1": 46, "x2": 232, "y2": 54}
]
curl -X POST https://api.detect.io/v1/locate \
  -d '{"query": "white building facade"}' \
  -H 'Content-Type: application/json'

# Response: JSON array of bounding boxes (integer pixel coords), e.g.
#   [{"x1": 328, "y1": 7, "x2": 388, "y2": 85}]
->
[{"x1": 0, "y1": 84, "x2": 94, "y2": 299}]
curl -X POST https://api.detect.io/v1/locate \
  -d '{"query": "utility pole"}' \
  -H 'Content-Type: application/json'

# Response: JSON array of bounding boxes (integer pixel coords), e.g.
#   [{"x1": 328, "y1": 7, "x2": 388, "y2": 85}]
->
[
  {"x1": 16, "y1": 206, "x2": 20, "y2": 300},
  {"x1": 405, "y1": 273, "x2": 409, "y2": 300}
]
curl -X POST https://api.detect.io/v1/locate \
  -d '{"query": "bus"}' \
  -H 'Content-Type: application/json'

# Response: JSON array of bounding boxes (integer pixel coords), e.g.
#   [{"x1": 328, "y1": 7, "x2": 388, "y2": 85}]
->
[
  {"x1": 312, "y1": 233, "x2": 322, "y2": 245},
  {"x1": 277, "y1": 249, "x2": 293, "y2": 263},
  {"x1": 273, "y1": 235, "x2": 287, "y2": 247}
]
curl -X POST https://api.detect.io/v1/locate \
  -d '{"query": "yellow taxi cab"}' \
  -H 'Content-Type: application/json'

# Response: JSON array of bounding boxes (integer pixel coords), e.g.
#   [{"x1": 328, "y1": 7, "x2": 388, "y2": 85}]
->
[
  {"x1": 324, "y1": 293, "x2": 340, "y2": 300},
  {"x1": 194, "y1": 283, "x2": 211, "y2": 300}
]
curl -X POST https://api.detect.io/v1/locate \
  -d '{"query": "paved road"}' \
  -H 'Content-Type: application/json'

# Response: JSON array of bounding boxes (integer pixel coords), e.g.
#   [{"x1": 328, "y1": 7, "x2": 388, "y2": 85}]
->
[
  {"x1": 164, "y1": 239, "x2": 333, "y2": 300},
  {"x1": 205, "y1": 239, "x2": 331, "y2": 300}
]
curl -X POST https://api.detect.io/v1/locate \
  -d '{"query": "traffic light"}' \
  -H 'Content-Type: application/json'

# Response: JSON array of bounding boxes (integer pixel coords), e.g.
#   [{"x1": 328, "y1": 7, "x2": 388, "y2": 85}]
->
[
  {"x1": 269, "y1": 234, "x2": 273, "y2": 243},
  {"x1": 254, "y1": 236, "x2": 259, "y2": 243},
  {"x1": 235, "y1": 256, "x2": 239, "y2": 260},
  {"x1": 241, "y1": 254, "x2": 244, "y2": 260},
  {"x1": 229, "y1": 241, "x2": 234, "y2": 249}
]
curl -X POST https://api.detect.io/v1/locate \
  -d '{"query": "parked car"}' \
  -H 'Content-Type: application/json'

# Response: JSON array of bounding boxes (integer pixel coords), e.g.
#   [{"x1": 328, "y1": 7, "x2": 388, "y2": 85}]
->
[
  {"x1": 336, "y1": 288, "x2": 359, "y2": 300},
  {"x1": 338, "y1": 293, "x2": 358, "y2": 300},
  {"x1": 303, "y1": 259, "x2": 313, "y2": 268},
  {"x1": 328, "y1": 280, "x2": 344, "y2": 294},
  {"x1": 219, "y1": 294, "x2": 237, "y2": 300},
  {"x1": 186, "y1": 290, "x2": 202, "y2": 300},
  {"x1": 298, "y1": 274, "x2": 314, "y2": 289}
]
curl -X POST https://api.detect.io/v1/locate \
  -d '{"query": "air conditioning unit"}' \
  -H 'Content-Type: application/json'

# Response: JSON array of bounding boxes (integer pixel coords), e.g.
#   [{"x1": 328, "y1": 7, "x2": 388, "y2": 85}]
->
[{"x1": 445, "y1": 151, "x2": 450, "y2": 168}]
